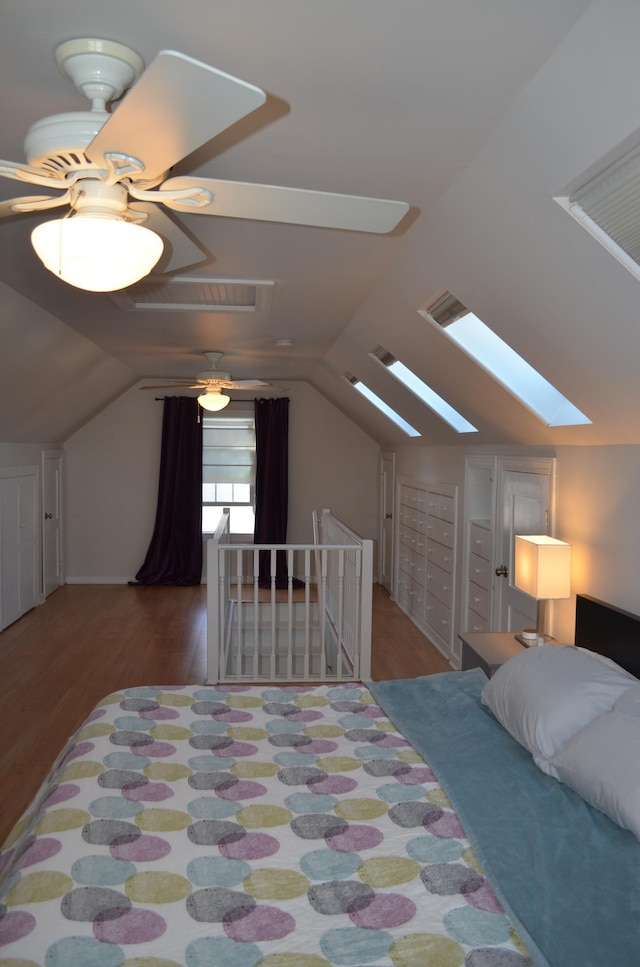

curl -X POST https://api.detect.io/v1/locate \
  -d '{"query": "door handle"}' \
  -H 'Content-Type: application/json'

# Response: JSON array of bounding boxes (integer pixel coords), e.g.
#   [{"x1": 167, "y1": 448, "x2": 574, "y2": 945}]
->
[
  {"x1": 495, "y1": 564, "x2": 508, "y2": 577},
  {"x1": 385, "y1": 513, "x2": 392, "y2": 519},
  {"x1": 44, "y1": 513, "x2": 53, "y2": 519}
]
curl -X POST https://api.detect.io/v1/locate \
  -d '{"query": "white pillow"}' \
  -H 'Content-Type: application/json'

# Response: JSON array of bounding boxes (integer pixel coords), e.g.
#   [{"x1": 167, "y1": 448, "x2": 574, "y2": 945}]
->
[
  {"x1": 546, "y1": 684, "x2": 640, "y2": 839},
  {"x1": 481, "y1": 644, "x2": 637, "y2": 766}
]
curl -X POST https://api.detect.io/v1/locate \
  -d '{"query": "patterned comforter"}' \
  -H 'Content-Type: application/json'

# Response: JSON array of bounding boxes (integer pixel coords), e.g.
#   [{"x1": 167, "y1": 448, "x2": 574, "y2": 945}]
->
[{"x1": 0, "y1": 682, "x2": 530, "y2": 966}]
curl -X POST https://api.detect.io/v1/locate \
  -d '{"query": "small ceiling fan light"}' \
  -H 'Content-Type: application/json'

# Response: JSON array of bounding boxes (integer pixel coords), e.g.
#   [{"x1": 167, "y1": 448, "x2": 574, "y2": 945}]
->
[
  {"x1": 31, "y1": 214, "x2": 164, "y2": 292},
  {"x1": 197, "y1": 389, "x2": 231, "y2": 411}
]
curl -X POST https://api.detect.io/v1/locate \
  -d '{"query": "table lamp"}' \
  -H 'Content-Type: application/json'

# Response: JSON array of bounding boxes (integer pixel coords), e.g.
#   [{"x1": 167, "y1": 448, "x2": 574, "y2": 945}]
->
[{"x1": 513, "y1": 535, "x2": 571, "y2": 645}]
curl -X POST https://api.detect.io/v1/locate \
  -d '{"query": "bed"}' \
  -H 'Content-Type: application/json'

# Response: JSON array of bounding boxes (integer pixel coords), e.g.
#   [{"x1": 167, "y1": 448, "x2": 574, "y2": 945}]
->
[{"x1": 1, "y1": 594, "x2": 639, "y2": 966}]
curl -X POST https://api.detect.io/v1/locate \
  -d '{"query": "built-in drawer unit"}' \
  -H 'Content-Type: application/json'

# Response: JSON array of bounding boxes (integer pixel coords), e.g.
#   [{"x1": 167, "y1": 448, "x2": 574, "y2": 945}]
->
[
  {"x1": 395, "y1": 477, "x2": 458, "y2": 665},
  {"x1": 465, "y1": 520, "x2": 492, "y2": 634}
]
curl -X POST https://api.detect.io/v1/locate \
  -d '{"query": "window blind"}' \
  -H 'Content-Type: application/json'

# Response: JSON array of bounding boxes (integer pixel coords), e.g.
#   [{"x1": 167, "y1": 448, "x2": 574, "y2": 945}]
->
[{"x1": 202, "y1": 417, "x2": 255, "y2": 486}]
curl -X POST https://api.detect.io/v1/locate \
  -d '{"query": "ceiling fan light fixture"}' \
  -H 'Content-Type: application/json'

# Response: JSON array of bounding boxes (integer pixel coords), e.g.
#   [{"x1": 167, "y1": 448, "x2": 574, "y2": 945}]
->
[
  {"x1": 30, "y1": 214, "x2": 164, "y2": 292},
  {"x1": 197, "y1": 388, "x2": 231, "y2": 411}
]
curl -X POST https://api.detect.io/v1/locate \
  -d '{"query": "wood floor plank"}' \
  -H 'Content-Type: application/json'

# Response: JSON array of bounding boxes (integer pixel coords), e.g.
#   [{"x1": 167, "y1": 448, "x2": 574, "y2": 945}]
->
[{"x1": 0, "y1": 583, "x2": 449, "y2": 845}]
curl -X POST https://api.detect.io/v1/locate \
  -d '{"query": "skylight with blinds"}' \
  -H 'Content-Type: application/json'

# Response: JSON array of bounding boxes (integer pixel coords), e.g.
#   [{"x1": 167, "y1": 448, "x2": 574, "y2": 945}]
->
[
  {"x1": 419, "y1": 293, "x2": 591, "y2": 427},
  {"x1": 370, "y1": 347, "x2": 477, "y2": 433},
  {"x1": 555, "y1": 143, "x2": 640, "y2": 283},
  {"x1": 344, "y1": 374, "x2": 421, "y2": 437}
]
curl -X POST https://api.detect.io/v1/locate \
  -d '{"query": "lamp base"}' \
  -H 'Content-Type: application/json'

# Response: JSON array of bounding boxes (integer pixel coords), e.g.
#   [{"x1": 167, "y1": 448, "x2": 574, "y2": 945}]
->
[{"x1": 514, "y1": 632, "x2": 554, "y2": 647}]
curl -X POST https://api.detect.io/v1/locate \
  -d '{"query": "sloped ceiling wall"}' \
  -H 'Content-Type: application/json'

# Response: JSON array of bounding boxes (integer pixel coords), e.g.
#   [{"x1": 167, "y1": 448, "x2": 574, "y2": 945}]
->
[
  {"x1": 0, "y1": 281, "x2": 135, "y2": 443},
  {"x1": 310, "y1": 0, "x2": 640, "y2": 448}
]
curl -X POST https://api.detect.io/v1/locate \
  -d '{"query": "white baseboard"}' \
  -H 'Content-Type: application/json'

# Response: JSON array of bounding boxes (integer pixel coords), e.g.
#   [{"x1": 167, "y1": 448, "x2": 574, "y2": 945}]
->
[{"x1": 65, "y1": 576, "x2": 132, "y2": 585}]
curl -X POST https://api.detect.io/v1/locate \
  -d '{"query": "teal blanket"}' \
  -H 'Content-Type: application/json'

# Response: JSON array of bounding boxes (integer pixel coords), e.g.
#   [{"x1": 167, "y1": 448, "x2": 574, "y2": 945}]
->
[{"x1": 369, "y1": 669, "x2": 640, "y2": 967}]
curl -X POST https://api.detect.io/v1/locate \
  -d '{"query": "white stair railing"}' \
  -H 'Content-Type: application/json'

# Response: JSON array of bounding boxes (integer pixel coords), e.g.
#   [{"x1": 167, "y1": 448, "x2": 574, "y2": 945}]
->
[{"x1": 206, "y1": 510, "x2": 373, "y2": 684}]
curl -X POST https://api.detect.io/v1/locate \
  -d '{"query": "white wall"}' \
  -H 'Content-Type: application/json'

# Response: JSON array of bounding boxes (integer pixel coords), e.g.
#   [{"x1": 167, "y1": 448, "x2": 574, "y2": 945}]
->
[
  {"x1": 0, "y1": 443, "x2": 60, "y2": 468},
  {"x1": 64, "y1": 382, "x2": 380, "y2": 582},
  {"x1": 393, "y1": 441, "x2": 640, "y2": 645},
  {"x1": 288, "y1": 383, "x2": 380, "y2": 544},
  {"x1": 552, "y1": 445, "x2": 640, "y2": 642},
  {"x1": 64, "y1": 386, "x2": 162, "y2": 582}
]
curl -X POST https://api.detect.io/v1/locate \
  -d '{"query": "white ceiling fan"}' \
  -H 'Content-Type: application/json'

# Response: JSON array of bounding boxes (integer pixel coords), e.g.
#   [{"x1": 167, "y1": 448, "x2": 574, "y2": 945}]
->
[
  {"x1": 142, "y1": 351, "x2": 272, "y2": 411},
  {"x1": 0, "y1": 38, "x2": 410, "y2": 292}
]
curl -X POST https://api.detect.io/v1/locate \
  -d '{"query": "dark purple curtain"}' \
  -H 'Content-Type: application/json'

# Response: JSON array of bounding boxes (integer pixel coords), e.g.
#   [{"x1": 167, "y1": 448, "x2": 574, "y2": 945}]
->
[
  {"x1": 254, "y1": 397, "x2": 291, "y2": 588},
  {"x1": 134, "y1": 396, "x2": 203, "y2": 586}
]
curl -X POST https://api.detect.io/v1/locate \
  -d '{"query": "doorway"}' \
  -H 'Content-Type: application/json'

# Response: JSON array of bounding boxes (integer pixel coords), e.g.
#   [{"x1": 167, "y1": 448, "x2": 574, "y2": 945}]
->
[
  {"x1": 493, "y1": 457, "x2": 554, "y2": 631},
  {"x1": 43, "y1": 450, "x2": 63, "y2": 597},
  {"x1": 379, "y1": 452, "x2": 395, "y2": 592}
]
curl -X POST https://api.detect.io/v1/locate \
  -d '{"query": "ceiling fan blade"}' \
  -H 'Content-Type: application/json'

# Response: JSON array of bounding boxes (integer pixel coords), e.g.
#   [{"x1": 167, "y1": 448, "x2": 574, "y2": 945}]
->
[
  {"x1": 0, "y1": 159, "x2": 64, "y2": 189},
  {"x1": 223, "y1": 379, "x2": 271, "y2": 389},
  {"x1": 129, "y1": 203, "x2": 208, "y2": 273},
  {"x1": 0, "y1": 192, "x2": 70, "y2": 218},
  {"x1": 139, "y1": 383, "x2": 201, "y2": 390},
  {"x1": 160, "y1": 176, "x2": 410, "y2": 234},
  {"x1": 86, "y1": 51, "x2": 266, "y2": 183}
]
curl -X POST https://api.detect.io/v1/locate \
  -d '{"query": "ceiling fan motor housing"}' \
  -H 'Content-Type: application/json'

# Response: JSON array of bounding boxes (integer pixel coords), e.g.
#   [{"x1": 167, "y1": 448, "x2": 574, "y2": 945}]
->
[
  {"x1": 24, "y1": 39, "x2": 145, "y2": 176},
  {"x1": 24, "y1": 111, "x2": 108, "y2": 172}
]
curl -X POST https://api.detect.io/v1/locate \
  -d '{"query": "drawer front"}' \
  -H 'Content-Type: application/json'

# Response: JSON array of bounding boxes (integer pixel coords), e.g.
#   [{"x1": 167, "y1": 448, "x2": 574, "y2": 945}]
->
[
  {"x1": 469, "y1": 522, "x2": 491, "y2": 560},
  {"x1": 400, "y1": 486, "x2": 427, "y2": 513},
  {"x1": 468, "y1": 582, "x2": 489, "y2": 621},
  {"x1": 427, "y1": 561, "x2": 453, "y2": 608},
  {"x1": 398, "y1": 575, "x2": 425, "y2": 619},
  {"x1": 427, "y1": 490, "x2": 455, "y2": 522},
  {"x1": 399, "y1": 522, "x2": 417, "y2": 550},
  {"x1": 399, "y1": 507, "x2": 426, "y2": 536},
  {"x1": 468, "y1": 552, "x2": 491, "y2": 591},
  {"x1": 398, "y1": 546, "x2": 426, "y2": 588},
  {"x1": 399, "y1": 523, "x2": 425, "y2": 556},
  {"x1": 427, "y1": 538, "x2": 454, "y2": 574},
  {"x1": 465, "y1": 608, "x2": 489, "y2": 634},
  {"x1": 426, "y1": 515, "x2": 454, "y2": 548},
  {"x1": 426, "y1": 596, "x2": 451, "y2": 644},
  {"x1": 426, "y1": 492, "x2": 441, "y2": 518},
  {"x1": 438, "y1": 493, "x2": 455, "y2": 523}
]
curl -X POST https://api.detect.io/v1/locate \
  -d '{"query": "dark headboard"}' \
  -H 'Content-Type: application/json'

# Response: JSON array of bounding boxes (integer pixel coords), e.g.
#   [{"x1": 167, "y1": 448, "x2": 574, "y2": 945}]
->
[{"x1": 575, "y1": 594, "x2": 640, "y2": 678}]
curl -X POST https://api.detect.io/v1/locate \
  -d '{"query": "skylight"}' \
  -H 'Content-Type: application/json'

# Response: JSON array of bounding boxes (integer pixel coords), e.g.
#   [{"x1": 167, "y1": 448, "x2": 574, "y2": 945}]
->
[
  {"x1": 345, "y1": 374, "x2": 421, "y2": 437},
  {"x1": 554, "y1": 143, "x2": 640, "y2": 284},
  {"x1": 371, "y1": 348, "x2": 477, "y2": 433},
  {"x1": 420, "y1": 294, "x2": 591, "y2": 428}
]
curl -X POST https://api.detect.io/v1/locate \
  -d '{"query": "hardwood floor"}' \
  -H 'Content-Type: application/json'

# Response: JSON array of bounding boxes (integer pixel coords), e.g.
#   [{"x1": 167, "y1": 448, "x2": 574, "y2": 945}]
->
[{"x1": 0, "y1": 582, "x2": 449, "y2": 845}]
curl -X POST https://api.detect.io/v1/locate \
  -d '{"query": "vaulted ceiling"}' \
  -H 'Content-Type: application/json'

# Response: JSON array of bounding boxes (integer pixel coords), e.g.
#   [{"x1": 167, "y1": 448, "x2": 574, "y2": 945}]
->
[{"x1": 1, "y1": 0, "x2": 638, "y2": 447}]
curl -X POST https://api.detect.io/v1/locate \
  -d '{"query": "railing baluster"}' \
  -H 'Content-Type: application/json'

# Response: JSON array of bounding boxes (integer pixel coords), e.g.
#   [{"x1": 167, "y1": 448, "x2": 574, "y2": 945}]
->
[{"x1": 303, "y1": 548, "x2": 311, "y2": 679}]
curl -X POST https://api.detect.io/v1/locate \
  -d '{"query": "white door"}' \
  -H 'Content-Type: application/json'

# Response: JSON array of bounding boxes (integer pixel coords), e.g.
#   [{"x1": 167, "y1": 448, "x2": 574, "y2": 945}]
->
[
  {"x1": 1, "y1": 468, "x2": 37, "y2": 629},
  {"x1": 379, "y1": 452, "x2": 395, "y2": 592},
  {"x1": 43, "y1": 451, "x2": 63, "y2": 597},
  {"x1": 493, "y1": 458, "x2": 554, "y2": 632}
]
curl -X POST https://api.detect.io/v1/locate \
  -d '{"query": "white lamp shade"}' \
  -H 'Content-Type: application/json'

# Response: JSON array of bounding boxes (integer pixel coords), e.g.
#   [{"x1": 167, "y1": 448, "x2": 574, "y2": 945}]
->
[
  {"x1": 198, "y1": 390, "x2": 231, "y2": 411},
  {"x1": 31, "y1": 215, "x2": 163, "y2": 292},
  {"x1": 514, "y1": 535, "x2": 572, "y2": 600}
]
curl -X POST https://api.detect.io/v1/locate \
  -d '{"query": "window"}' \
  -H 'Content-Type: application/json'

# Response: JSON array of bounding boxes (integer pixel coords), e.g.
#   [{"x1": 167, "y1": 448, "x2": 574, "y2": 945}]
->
[
  {"x1": 370, "y1": 347, "x2": 477, "y2": 433},
  {"x1": 202, "y1": 414, "x2": 256, "y2": 535},
  {"x1": 344, "y1": 373, "x2": 421, "y2": 437},
  {"x1": 555, "y1": 142, "x2": 640, "y2": 284},
  {"x1": 419, "y1": 292, "x2": 591, "y2": 427}
]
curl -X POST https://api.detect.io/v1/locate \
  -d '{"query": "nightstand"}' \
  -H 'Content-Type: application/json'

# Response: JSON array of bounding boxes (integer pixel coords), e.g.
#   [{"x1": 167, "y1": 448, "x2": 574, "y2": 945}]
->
[{"x1": 459, "y1": 631, "x2": 525, "y2": 678}]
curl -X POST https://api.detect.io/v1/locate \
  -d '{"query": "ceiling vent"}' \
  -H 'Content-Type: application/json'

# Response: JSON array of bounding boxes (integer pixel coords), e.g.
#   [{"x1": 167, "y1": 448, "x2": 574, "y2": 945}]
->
[
  {"x1": 555, "y1": 144, "x2": 640, "y2": 282},
  {"x1": 111, "y1": 277, "x2": 275, "y2": 312},
  {"x1": 417, "y1": 290, "x2": 468, "y2": 327}
]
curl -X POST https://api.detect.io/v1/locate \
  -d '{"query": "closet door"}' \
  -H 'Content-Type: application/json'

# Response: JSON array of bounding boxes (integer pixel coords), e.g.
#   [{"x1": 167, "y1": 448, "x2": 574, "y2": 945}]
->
[
  {"x1": 1, "y1": 468, "x2": 37, "y2": 630},
  {"x1": 493, "y1": 459, "x2": 553, "y2": 631}
]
